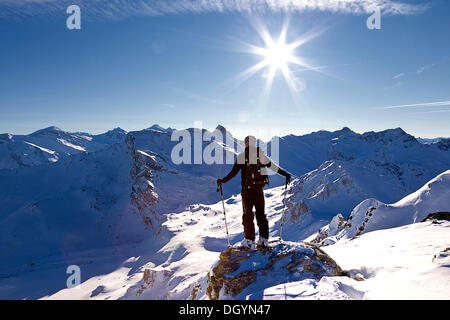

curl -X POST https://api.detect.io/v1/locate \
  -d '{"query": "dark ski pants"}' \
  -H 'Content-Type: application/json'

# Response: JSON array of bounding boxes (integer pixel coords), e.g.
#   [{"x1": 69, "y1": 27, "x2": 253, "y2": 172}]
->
[{"x1": 241, "y1": 188, "x2": 269, "y2": 241}]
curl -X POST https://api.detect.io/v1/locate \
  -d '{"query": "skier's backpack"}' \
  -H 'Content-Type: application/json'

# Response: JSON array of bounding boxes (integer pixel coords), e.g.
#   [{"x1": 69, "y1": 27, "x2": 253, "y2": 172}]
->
[{"x1": 242, "y1": 147, "x2": 269, "y2": 189}]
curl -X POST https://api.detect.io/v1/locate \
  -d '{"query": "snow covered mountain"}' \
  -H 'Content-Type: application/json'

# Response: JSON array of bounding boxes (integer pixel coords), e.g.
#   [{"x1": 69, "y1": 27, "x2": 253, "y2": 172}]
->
[
  {"x1": 278, "y1": 161, "x2": 370, "y2": 240},
  {"x1": 417, "y1": 137, "x2": 449, "y2": 145},
  {"x1": 273, "y1": 128, "x2": 450, "y2": 241},
  {"x1": 0, "y1": 126, "x2": 127, "y2": 170},
  {"x1": 0, "y1": 124, "x2": 449, "y2": 300},
  {"x1": 0, "y1": 132, "x2": 219, "y2": 279},
  {"x1": 307, "y1": 170, "x2": 450, "y2": 246},
  {"x1": 277, "y1": 128, "x2": 450, "y2": 195}
]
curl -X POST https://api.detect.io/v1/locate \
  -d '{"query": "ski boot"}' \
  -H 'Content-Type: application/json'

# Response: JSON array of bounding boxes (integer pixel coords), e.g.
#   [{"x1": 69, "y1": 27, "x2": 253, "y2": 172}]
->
[
  {"x1": 241, "y1": 238, "x2": 255, "y2": 250},
  {"x1": 257, "y1": 237, "x2": 271, "y2": 254}
]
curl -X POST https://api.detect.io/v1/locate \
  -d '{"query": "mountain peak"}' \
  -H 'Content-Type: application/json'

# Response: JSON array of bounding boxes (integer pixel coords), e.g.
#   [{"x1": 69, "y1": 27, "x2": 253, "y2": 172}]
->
[
  {"x1": 362, "y1": 127, "x2": 415, "y2": 143},
  {"x1": 379, "y1": 127, "x2": 407, "y2": 136},
  {"x1": 391, "y1": 127, "x2": 407, "y2": 135},
  {"x1": 147, "y1": 124, "x2": 173, "y2": 134},
  {"x1": 215, "y1": 124, "x2": 227, "y2": 133},
  {"x1": 0, "y1": 133, "x2": 13, "y2": 141},
  {"x1": 340, "y1": 127, "x2": 353, "y2": 133},
  {"x1": 106, "y1": 127, "x2": 127, "y2": 134},
  {"x1": 148, "y1": 124, "x2": 165, "y2": 131},
  {"x1": 30, "y1": 126, "x2": 63, "y2": 136}
]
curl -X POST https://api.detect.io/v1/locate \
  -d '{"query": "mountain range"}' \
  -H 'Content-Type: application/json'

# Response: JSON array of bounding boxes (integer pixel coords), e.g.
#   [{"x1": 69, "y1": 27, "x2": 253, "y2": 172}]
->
[{"x1": 0, "y1": 124, "x2": 448, "y2": 299}]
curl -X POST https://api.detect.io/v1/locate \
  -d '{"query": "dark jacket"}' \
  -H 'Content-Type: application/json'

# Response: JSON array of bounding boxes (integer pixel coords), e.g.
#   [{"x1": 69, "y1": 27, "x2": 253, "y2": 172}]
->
[{"x1": 220, "y1": 147, "x2": 290, "y2": 189}]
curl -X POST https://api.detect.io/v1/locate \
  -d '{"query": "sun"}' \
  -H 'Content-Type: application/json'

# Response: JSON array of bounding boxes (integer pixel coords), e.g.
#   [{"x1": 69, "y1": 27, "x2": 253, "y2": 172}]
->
[
  {"x1": 251, "y1": 26, "x2": 311, "y2": 93},
  {"x1": 262, "y1": 40, "x2": 293, "y2": 71},
  {"x1": 231, "y1": 20, "x2": 325, "y2": 98}
]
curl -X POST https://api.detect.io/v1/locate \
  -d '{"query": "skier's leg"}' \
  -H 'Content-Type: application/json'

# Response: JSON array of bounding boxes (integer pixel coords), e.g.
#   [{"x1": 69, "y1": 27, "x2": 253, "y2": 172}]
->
[
  {"x1": 241, "y1": 190, "x2": 256, "y2": 241},
  {"x1": 254, "y1": 188, "x2": 269, "y2": 240}
]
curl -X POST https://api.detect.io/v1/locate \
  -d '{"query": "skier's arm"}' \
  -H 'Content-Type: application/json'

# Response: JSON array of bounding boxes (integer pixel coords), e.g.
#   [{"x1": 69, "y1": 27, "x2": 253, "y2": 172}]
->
[
  {"x1": 267, "y1": 161, "x2": 291, "y2": 180},
  {"x1": 260, "y1": 152, "x2": 291, "y2": 183},
  {"x1": 218, "y1": 161, "x2": 241, "y2": 184}
]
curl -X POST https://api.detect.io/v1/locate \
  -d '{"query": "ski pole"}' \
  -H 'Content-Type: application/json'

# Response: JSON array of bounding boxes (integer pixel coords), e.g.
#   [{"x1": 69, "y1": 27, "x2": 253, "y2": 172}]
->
[
  {"x1": 217, "y1": 183, "x2": 231, "y2": 247},
  {"x1": 279, "y1": 181, "x2": 289, "y2": 242}
]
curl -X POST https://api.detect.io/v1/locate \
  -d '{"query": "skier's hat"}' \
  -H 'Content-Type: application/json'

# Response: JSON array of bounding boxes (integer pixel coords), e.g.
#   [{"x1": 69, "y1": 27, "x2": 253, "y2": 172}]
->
[{"x1": 244, "y1": 135, "x2": 257, "y2": 148}]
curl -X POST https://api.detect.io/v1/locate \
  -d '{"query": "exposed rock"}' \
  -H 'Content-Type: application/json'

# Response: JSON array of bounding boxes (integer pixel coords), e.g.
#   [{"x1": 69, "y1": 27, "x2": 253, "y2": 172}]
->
[
  {"x1": 135, "y1": 268, "x2": 174, "y2": 297},
  {"x1": 137, "y1": 269, "x2": 156, "y2": 296},
  {"x1": 422, "y1": 212, "x2": 450, "y2": 222},
  {"x1": 287, "y1": 200, "x2": 309, "y2": 223},
  {"x1": 197, "y1": 241, "x2": 350, "y2": 300},
  {"x1": 432, "y1": 248, "x2": 450, "y2": 263},
  {"x1": 311, "y1": 214, "x2": 346, "y2": 245},
  {"x1": 128, "y1": 133, "x2": 161, "y2": 230},
  {"x1": 351, "y1": 206, "x2": 377, "y2": 239}
]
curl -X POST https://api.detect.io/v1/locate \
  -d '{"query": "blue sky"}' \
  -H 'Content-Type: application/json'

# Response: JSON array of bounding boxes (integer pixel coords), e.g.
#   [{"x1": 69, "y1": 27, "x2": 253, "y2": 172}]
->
[{"x1": 0, "y1": 0, "x2": 449, "y2": 139}]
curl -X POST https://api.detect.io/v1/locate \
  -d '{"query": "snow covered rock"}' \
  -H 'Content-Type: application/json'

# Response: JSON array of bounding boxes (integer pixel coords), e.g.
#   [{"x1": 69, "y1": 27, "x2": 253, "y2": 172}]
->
[
  {"x1": 128, "y1": 134, "x2": 162, "y2": 231},
  {"x1": 197, "y1": 241, "x2": 350, "y2": 300},
  {"x1": 286, "y1": 161, "x2": 367, "y2": 219}
]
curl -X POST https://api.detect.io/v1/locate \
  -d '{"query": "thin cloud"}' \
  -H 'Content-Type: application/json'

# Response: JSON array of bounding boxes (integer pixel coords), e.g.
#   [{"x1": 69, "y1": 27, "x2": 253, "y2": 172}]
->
[
  {"x1": 173, "y1": 88, "x2": 224, "y2": 105},
  {"x1": 0, "y1": 0, "x2": 429, "y2": 19},
  {"x1": 381, "y1": 100, "x2": 450, "y2": 110},
  {"x1": 292, "y1": 65, "x2": 329, "y2": 73},
  {"x1": 393, "y1": 72, "x2": 405, "y2": 79},
  {"x1": 391, "y1": 62, "x2": 437, "y2": 83},
  {"x1": 410, "y1": 109, "x2": 450, "y2": 115},
  {"x1": 417, "y1": 63, "x2": 435, "y2": 74}
]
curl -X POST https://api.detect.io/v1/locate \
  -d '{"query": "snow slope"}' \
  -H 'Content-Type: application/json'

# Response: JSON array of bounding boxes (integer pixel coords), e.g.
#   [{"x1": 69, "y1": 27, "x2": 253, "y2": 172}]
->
[
  {"x1": 43, "y1": 183, "x2": 450, "y2": 300},
  {"x1": 323, "y1": 220, "x2": 450, "y2": 299},
  {"x1": 308, "y1": 170, "x2": 450, "y2": 245},
  {"x1": 278, "y1": 161, "x2": 370, "y2": 241},
  {"x1": 39, "y1": 186, "x2": 287, "y2": 300},
  {"x1": 44, "y1": 185, "x2": 358, "y2": 301}
]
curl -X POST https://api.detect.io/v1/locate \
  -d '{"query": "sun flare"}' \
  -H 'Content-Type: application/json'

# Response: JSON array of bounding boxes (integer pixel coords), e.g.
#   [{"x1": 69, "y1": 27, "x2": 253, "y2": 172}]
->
[
  {"x1": 233, "y1": 20, "x2": 325, "y2": 99},
  {"x1": 261, "y1": 40, "x2": 294, "y2": 71}
]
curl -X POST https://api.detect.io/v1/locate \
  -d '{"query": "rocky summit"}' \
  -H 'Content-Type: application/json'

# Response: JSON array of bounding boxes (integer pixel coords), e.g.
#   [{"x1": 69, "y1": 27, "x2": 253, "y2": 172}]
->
[{"x1": 196, "y1": 241, "x2": 350, "y2": 300}]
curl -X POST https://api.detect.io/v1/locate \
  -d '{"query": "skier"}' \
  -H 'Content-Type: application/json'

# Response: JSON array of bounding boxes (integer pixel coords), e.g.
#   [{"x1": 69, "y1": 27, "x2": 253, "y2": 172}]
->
[{"x1": 217, "y1": 135, "x2": 291, "y2": 249}]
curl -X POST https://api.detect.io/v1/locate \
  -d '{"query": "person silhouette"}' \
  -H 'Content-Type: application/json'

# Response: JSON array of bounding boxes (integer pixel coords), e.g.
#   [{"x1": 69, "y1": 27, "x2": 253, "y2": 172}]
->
[{"x1": 217, "y1": 135, "x2": 291, "y2": 248}]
